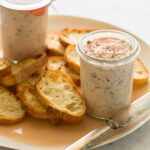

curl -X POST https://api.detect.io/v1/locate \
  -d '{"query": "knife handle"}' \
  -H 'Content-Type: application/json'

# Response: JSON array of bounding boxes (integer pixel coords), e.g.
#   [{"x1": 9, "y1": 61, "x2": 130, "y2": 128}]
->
[{"x1": 65, "y1": 123, "x2": 112, "y2": 150}]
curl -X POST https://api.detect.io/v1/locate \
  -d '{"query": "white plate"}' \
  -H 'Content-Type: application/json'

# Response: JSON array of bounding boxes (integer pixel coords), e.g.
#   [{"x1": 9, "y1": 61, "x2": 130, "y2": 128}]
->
[{"x1": 0, "y1": 15, "x2": 150, "y2": 150}]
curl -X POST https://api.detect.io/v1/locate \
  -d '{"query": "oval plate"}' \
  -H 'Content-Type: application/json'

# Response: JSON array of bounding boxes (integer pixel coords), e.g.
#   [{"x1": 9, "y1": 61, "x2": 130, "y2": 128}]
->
[{"x1": 0, "y1": 15, "x2": 150, "y2": 150}]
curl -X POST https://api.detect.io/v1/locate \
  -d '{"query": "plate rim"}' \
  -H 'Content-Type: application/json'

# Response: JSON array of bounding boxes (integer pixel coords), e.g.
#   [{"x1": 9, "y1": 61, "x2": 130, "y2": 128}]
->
[{"x1": 48, "y1": 14, "x2": 150, "y2": 47}]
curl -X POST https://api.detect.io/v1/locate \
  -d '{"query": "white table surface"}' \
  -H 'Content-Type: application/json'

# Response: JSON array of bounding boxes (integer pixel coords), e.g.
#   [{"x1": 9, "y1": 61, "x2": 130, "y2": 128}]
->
[{"x1": 1, "y1": 0, "x2": 150, "y2": 150}]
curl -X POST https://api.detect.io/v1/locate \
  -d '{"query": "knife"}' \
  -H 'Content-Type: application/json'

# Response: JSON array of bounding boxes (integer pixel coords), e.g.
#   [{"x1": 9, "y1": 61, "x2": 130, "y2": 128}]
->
[{"x1": 65, "y1": 92, "x2": 150, "y2": 150}]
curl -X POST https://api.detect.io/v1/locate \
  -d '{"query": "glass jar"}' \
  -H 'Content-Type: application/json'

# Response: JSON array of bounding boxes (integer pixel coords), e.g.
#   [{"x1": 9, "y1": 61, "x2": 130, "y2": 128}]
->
[
  {"x1": 77, "y1": 30, "x2": 140, "y2": 119},
  {"x1": 0, "y1": 0, "x2": 52, "y2": 62}
]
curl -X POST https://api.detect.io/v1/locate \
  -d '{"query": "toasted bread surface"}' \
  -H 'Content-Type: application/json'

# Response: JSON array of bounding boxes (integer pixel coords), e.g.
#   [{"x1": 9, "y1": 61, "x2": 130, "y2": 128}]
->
[
  {"x1": 0, "y1": 86, "x2": 25, "y2": 124},
  {"x1": 65, "y1": 45, "x2": 80, "y2": 74},
  {"x1": 60, "y1": 66, "x2": 80, "y2": 85},
  {"x1": 47, "y1": 56, "x2": 66, "y2": 70},
  {"x1": 60, "y1": 28, "x2": 93, "y2": 46},
  {"x1": 134, "y1": 58, "x2": 149, "y2": 85},
  {"x1": 16, "y1": 74, "x2": 39, "y2": 93},
  {"x1": 46, "y1": 32, "x2": 65, "y2": 55},
  {"x1": 36, "y1": 70, "x2": 86, "y2": 123},
  {"x1": 20, "y1": 86, "x2": 49, "y2": 119},
  {"x1": 47, "y1": 56, "x2": 80, "y2": 85}
]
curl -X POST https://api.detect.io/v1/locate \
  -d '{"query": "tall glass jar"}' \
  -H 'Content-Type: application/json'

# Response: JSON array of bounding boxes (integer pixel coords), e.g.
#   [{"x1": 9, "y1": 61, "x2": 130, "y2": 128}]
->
[
  {"x1": 0, "y1": 0, "x2": 52, "y2": 62},
  {"x1": 77, "y1": 30, "x2": 140, "y2": 119}
]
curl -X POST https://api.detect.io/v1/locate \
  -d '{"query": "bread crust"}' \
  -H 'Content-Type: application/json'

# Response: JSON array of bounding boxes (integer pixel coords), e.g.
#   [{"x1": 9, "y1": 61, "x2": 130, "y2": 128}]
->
[
  {"x1": 0, "y1": 116, "x2": 25, "y2": 125},
  {"x1": 133, "y1": 58, "x2": 149, "y2": 85},
  {"x1": 65, "y1": 45, "x2": 80, "y2": 74},
  {"x1": 0, "y1": 58, "x2": 11, "y2": 77}
]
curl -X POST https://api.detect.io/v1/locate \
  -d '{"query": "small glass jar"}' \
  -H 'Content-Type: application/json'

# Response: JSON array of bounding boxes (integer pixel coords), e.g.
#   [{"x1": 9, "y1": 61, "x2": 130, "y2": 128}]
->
[
  {"x1": 77, "y1": 30, "x2": 140, "y2": 119},
  {"x1": 0, "y1": 0, "x2": 52, "y2": 62}
]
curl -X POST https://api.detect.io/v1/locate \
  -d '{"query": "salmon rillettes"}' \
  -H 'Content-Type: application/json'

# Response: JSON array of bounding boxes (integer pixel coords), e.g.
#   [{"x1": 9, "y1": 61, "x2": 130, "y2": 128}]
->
[{"x1": 77, "y1": 30, "x2": 140, "y2": 118}]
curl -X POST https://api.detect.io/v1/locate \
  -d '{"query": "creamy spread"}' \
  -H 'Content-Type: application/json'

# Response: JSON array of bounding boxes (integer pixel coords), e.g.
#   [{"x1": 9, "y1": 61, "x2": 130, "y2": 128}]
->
[
  {"x1": 84, "y1": 37, "x2": 132, "y2": 60},
  {"x1": 77, "y1": 32, "x2": 140, "y2": 118},
  {"x1": 1, "y1": 6, "x2": 48, "y2": 61},
  {"x1": 80, "y1": 59, "x2": 134, "y2": 117}
]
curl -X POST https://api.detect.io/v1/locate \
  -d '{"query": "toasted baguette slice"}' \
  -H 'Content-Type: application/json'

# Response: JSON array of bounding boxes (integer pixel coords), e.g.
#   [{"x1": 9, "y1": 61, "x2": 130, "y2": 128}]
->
[
  {"x1": 47, "y1": 56, "x2": 80, "y2": 85},
  {"x1": 60, "y1": 28, "x2": 93, "y2": 46},
  {"x1": 16, "y1": 74, "x2": 39, "y2": 93},
  {"x1": 19, "y1": 86, "x2": 49, "y2": 119},
  {"x1": 65, "y1": 45, "x2": 80, "y2": 74},
  {"x1": 134, "y1": 58, "x2": 149, "y2": 85},
  {"x1": 0, "y1": 58, "x2": 11, "y2": 77},
  {"x1": 46, "y1": 32, "x2": 65, "y2": 55},
  {"x1": 0, "y1": 86, "x2": 25, "y2": 124},
  {"x1": 47, "y1": 56, "x2": 66, "y2": 70},
  {"x1": 36, "y1": 70, "x2": 86, "y2": 123},
  {"x1": 61, "y1": 66, "x2": 80, "y2": 85},
  {"x1": 0, "y1": 53, "x2": 48, "y2": 87}
]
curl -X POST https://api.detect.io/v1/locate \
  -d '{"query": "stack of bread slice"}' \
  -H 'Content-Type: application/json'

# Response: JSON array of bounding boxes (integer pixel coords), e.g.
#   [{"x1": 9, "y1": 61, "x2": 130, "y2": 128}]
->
[
  {"x1": 16, "y1": 70, "x2": 86, "y2": 124},
  {"x1": 0, "y1": 54, "x2": 86, "y2": 124},
  {"x1": 0, "y1": 54, "x2": 48, "y2": 124}
]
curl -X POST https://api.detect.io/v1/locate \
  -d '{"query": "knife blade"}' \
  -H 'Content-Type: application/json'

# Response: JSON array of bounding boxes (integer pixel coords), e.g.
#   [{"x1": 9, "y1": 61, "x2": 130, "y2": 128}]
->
[{"x1": 65, "y1": 92, "x2": 150, "y2": 150}]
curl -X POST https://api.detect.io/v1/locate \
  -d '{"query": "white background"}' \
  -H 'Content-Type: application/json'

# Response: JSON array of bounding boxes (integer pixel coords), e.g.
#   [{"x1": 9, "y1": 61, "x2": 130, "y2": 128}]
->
[{"x1": 50, "y1": 0, "x2": 150, "y2": 44}]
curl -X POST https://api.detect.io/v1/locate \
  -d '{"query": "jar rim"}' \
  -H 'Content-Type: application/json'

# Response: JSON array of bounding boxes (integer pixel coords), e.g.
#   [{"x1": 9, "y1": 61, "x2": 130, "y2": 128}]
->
[
  {"x1": 77, "y1": 30, "x2": 140, "y2": 65},
  {"x1": 0, "y1": 0, "x2": 52, "y2": 10}
]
